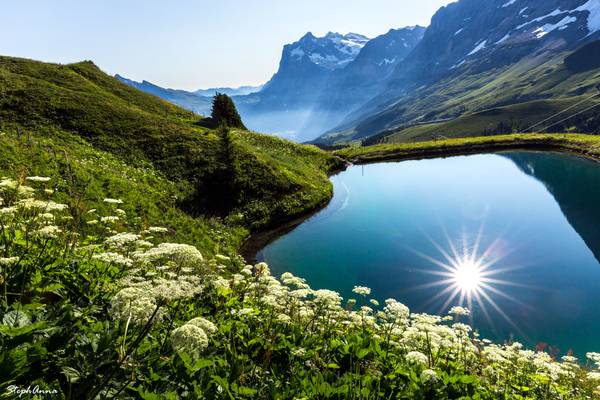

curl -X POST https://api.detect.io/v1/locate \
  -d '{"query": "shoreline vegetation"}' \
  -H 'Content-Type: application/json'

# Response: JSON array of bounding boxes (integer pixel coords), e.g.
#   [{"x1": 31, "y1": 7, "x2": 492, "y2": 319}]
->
[
  {"x1": 4, "y1": 56, "x2": 600, "y2": 397},
  {"x1": 334, "y1": 133, "x2": 600, "y2": 164}
]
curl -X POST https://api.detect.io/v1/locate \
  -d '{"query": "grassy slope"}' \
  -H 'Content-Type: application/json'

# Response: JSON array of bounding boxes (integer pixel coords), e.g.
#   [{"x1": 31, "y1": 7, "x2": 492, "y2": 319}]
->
[
  {"x1": 334, "y1": 133, "x2": 600, "y2": 163},
  {"x1": 321, "y1": 50, "x2": 600, "y2": 144},
  {"x1": 383, "y1": 97, "x2": 600, "y2": 143},
  {"x1": 0, "y1": 56, "x2": 341, "y2": 255}
]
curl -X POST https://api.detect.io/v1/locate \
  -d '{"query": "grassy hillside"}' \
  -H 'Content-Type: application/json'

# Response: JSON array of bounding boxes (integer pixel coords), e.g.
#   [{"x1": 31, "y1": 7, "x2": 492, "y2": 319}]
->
[
  {"x1": 334, "y1": 133, "x2": 600, "y2": 164},
  {"x1": 0, "y1": 56, "x2": 342, "y2": 254},
  {"x1": 377, "y1": 97, "x2": 600, "y2": 143}
]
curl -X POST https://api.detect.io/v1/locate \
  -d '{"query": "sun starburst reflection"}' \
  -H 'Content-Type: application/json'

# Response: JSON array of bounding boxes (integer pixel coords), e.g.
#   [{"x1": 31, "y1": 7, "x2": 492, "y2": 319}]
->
[{"x1": 408, "y1": 221, "x2": 537, "y2": 340}]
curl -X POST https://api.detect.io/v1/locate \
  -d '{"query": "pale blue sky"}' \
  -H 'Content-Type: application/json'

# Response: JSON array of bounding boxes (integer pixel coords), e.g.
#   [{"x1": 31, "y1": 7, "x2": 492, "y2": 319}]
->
[{"x1": 1, "y1": 0, "x2": 454, "y2": 90}]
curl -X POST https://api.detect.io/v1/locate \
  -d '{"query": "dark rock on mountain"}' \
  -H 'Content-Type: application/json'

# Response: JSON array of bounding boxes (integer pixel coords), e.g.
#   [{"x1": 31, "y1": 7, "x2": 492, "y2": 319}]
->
[{"x1": 565, "y1": 40, "x2": 600, "y2": 72}]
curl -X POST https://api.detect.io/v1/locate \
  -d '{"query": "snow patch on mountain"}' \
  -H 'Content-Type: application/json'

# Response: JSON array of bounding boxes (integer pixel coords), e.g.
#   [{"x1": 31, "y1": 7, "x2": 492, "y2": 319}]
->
[
  {"x1": 377, "y1": 57, "x2": 397, "y2": 66},
  {"x1": 467, "y1": 40, "x2": 487, "y2": 56},
  {"x1": 502, "y1": 0, "x2": 518, "y2": 8},
  {"x1": 455, "y1": 28, "x2": 464, "y2": 35},
  {"x1": 534, "y1": 15, "x2": 578, "y2": 38},
  {"x1": 450, "y1": 59, "x2": 466, "y2": 69},
  {"x1": 575, "y1": 0, "x2": 600, "y2": 34},
  {"x1": 291, "y1": 47, "x2": 305, "y2": 59},
  {"x1": 519, "y1": 7, "x2": 528, "y2": 16},
  {"x1": 496, "y1": 33, "x2": 511, "y2": 44},
  {"x1": 325, "y1": 32, "x2": 369, "y2": 57},
  {"x1": 516, "y1": 8, "x2": 566, "y2": 30}
]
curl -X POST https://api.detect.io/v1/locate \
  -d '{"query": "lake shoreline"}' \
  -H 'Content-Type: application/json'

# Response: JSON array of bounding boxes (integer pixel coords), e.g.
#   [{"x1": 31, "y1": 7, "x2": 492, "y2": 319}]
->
[{"x1": 240, "y1": 134, "x2": 600, "y2": 263}]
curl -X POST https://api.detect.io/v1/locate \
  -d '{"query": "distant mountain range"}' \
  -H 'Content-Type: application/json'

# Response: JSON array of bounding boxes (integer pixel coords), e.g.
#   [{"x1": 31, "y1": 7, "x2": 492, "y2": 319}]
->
[
  {"x1": 118, "y1": 0, "x2": 600, "y2": 144},
  {"x1": 114, "y1": 75, "x2": 261, "y2": 115}
]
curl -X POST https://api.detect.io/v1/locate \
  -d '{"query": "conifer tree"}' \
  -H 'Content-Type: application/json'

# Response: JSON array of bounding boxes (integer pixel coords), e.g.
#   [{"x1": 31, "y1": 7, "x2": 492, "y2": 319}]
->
[{"x1": 211, "y1": 93, "x2": 246, "y2": 129}]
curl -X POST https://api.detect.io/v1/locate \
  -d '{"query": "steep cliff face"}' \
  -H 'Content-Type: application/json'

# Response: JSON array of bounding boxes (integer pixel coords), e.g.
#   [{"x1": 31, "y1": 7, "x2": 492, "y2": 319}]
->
[{"x1": 300, "y1": 26, "x2": 426, "y2": 138}]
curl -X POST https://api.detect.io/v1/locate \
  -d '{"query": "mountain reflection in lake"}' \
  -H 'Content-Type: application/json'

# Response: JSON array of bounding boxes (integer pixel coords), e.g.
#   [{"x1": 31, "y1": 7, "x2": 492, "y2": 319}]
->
[{"x1": 257, "y1": 152, "x2": 600, "y2": 355}]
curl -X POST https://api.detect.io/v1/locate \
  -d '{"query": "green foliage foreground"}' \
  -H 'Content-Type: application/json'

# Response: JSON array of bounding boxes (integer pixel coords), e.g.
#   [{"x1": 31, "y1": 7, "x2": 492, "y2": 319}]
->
[{"x1": 2, "y1": 177, "x2": 600, "y2": 399}]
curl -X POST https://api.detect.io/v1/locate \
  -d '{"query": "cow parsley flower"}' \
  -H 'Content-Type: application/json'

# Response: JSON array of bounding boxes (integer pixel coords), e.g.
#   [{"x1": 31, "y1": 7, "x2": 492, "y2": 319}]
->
[
  {"x1": 25, "y1": 176, "x2": 51, "y2": 183},
  {"x1": 171, "y1": 324, "x2": 209, "y2": 360},
  {"x1": 588, "y1": 372, "x2": 600, "y2": 381},
  {"x1": 276, "y1": 313, "x2": 291, "y2": 324},
  {"x1": 34, "y1": 225, "x2": 61, "y2": 239},
  {"x1": 148, "y1": 226, "x2": 168, "y2": 233},
  {"x1": 93, "y1": 252, "x2": 133, "y2": 267},
  {"x1": 236, "y1": 308, "x2": 254, "y2": 317},
  {"x1": 352, "y1": 286, "x2": 371, "y2": 296},
  {"x1": 383, "y1": 299, "x2": 410, "y2": 322},
  {"x1": 588, "y1": 352, "x2": 600, "y2": 368},
  {"x1": 18, "y1": 199, "x2": 67, "y2": 212},
  {"x1": 135, "y1": 243, "x2": 204, "y2": 267},
  {"x1": 449, "y1": 306, "x2": 470, "y2": 317},
  {"x1": 103, "y1": 198, "x2": 123, "y2": 204},
  {"x1": 313, "y1": 289, "x2": 342, "y2": 307},
  {"x1": 254, "y1": 262, "x2": 270, "y2": 276},
  {"x1": 291, "y1": 347, "x2": 307, "y2": 357},
  {"x1": 420, "y1": 369, "x2": 439, "y2": 385},
  {"x1": 110, "y1": 287, "x2": 158, "y2": 324},
  {"x1": 406, "y1": 351, "x2": 428, "y2": 366},
  {"x1": 186, "y1": 317, "x2": 217, "y2": 334},
  {"x1": 0, "y1": 257, "x2": 19, "y2": 266},
  {"x1": 105, "y1": 232, "x2": 141, "y2": 248}
]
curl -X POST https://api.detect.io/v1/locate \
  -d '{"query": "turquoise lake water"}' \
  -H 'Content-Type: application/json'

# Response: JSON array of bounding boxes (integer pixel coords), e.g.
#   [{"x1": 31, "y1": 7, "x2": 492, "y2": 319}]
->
[{"x1": 257, "y1": 152, "x2": 600, "y2": 355}]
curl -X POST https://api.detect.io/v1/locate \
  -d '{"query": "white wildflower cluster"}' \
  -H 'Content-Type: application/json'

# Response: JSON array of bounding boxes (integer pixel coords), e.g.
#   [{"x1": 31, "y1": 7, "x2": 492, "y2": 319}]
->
[
  {"x1": 34, "y1": 225, "x2": 62, "y2": 239},
  {"x1": 449, "y1": 306, "x2": 470, "y2": 317},
  {"x1": 25, "y1": 176, "x2": 51, "y2": 183},
  {"x1": 110, "y1": 287, "x2": 159, "y2": 324},
  {"x1": 0, "y1": 178, "x2": 35, "y2": 198},
  {"x1": 171, "y1": 323, "x2": 210, "y2": 361},
  {"x1": 104, "y1": 232, "x2": 141, "y2": 249},
  {"x1": 100, "y1": 216, "x2": 119, "y2": 223},
  {"x1": 134, "y1": 243, "x2": 204, "y2": 268},
  {"x1": 406, "y1": 351, "x2": 429, "y2": 366},
  {"x1": 352, "y1": 285, "x2": 371, "y2": 296},
  {"x1": 103, "y1": 198, "x2": 123, "y2": 204},
  {"x1": 102, "y1": 233, "x2": 209, "y2": 305},
  {"x1": 92, "y1": 252, "x2": 133, "y2": 267},
  {"x1": 147, "y1": 226, "x2": 168, "y2": 234},
  {"x1": 0, "y1": 257, "x2": 19, "y2": 266},
  {"x1": 170, "y1": 316, "x2": 218, "y2": 361}
]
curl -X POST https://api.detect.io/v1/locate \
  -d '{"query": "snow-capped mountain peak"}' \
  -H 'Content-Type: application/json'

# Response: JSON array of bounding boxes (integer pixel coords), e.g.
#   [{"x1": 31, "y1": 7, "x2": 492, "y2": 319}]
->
[{"x1": 284, "y1": 32, "x2": 369, "y2": 70}]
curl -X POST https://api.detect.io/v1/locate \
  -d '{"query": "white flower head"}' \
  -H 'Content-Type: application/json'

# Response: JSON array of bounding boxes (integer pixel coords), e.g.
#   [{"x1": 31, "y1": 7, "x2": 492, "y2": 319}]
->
[
  {"x1": 110, "y1": 287, "x2": 158, "y2": 324},
  {"x1": 352, "y1": 286, "x2": 371, "y2": 296},
  {"x1": 103, "y1": 198, "x2": 123, "y2": 204},
  {"x1": 449, "y1": 306, "x2": 470, "y2": 317},
  {"x1": 25, "y1": 176, "x2": 51, "y2": 183},
  {"x1": 171, "y1": 324, "x2": 209, "y2": 361},
  {"x1": 420, "y1": 369, "x2": 439, "y2": 385},
  {"x1": 0, "y1": 257, "x2": 19, "y2": 266},
  {"x1": 186, "y1": 317, "x2": 217, "y2": 334},
  {"x1": 406, "y1": 351, "x2": 428, "y2": 366}
]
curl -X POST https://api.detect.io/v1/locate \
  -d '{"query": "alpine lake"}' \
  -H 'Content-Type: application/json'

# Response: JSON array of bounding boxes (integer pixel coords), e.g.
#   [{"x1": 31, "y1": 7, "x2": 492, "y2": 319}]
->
[{"x1": 257, "y1": 151, "x2": 600, "y2": 356}]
